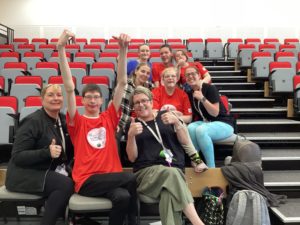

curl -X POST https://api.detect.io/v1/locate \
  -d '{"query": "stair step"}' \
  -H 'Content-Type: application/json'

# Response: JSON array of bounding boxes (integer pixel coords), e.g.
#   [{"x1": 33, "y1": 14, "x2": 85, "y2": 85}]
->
[
  {"x1": 240, "y1": 132, "x2": 300, "y2": 141},
  {"x1": 229, "y1": 98, "x2": 275, "y2": 102},
  {"x1": 232, "y1": 107, "x2": 286, "y2": 113},
  {"x1": 237, "y1": 119, "x2": 300, "y2": 125},
  {"x1": 270, "y1": 198, "x2": 300, "y2": 223},
  {"x1": 262, "y1": 149, "x2": 300, "y2": 161},
  {"x1": 205, "y1": 66, "x2": 236, "y2": 71},
  {"x1": 264, "y1": 170, "x2": 300, "y2": 187}
]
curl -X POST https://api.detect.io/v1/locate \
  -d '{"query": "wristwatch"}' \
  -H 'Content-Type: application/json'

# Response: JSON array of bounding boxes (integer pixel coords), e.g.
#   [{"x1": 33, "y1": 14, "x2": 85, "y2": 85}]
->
[{"x1": 200, "y1": 96, "x2": 207, "y2": 103}]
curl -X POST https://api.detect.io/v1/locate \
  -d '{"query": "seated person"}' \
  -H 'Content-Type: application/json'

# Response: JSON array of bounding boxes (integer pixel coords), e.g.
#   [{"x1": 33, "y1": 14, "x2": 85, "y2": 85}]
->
[
  {"x1": 152, "y1": 67, "x2": 192, "y2": 124},
  {"x1": 152, "y1": 44, "x2": 174, "y2": 87},
  {"x1": 126, "y1": 86, "x2": 206, "y2": 225},
  {"x1": 57, "y1": 30, "x2": 137, "y2": 225},
  {"x1": 127, "y1": 44, "x2": 152, "y2": 81},
  {"x1": 174, "y1": 50, "x2": 211, "y2": 86},
  {"x1": 185, "y1": 66, "x2": 235, "y2": 168},
  {"x1": 5, "y1": 84, "x2": 74, "y2": 225}
]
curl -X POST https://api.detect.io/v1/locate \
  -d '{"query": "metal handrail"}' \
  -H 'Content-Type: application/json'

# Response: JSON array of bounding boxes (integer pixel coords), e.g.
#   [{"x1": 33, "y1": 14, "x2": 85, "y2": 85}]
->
[{"x1": 0, "y1": 23, "x2": 14, "y2": 44}]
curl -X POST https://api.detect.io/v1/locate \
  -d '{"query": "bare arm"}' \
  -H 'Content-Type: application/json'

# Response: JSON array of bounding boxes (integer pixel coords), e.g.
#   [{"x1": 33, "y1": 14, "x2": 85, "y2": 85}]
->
[
  {"x1": 126, "y1": 118, "x2": 143, "y2": 162},
  {"x1": 202, "y1": 71, "x2": 212, "y2": 84},
  {"x1": 112, "y1": 34, "x2": 130, "y2": 112},
  {"x1": 57, "y1": 29, "x2": 76, "y2": 122}
]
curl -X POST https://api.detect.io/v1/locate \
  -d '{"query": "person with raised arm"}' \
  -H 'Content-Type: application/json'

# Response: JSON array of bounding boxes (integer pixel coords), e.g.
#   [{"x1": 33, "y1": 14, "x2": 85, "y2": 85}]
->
[{"x1": 57, "y1": 30, "x2": 137, "y2": 225}]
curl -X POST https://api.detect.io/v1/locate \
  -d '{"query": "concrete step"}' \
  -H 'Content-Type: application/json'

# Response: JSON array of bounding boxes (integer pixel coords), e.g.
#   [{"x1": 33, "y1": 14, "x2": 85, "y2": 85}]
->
[
  {"x1": 199, "y1": 60, "x2": 235, "y2": 67},
  {"x1": 270, "y1": 198, "x2": 300, "y2": 224},
  {"x1": 205, "y1": 66, "x2": 236, "y2": 71},
  {"x1": 237, "y1": 119, "x2": 300, "y2": 132},
  {"x1": 212, "y1": 76, "x2": 247, "y2": 82},
  {"x1": 262, "y1": 149, "x2": 300, "y2": 161},
  {"x1": 264, "y1": 170, "x2": 300, "y2": 187},
  {"x1": 219, "y1": 89, "x2": 264, "y2": 97},
  {"x1": 215, "y1": 82, "x2": 259, "y2": 90},
  {"x1": 240, "y1": 132, "x2": 300, "y2": 143},
  {"x1": 229, "y1": 98, "x2": 276, "y2": 108}
]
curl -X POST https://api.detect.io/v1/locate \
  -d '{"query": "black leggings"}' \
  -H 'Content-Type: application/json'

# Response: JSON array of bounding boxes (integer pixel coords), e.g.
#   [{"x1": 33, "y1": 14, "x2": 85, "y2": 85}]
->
[
  {"x1": 79, "y1": 172, "x2": 137, "y2": 225},
  {"x1": 41, "y1": 171, "x2": 74, "y2": 225}
]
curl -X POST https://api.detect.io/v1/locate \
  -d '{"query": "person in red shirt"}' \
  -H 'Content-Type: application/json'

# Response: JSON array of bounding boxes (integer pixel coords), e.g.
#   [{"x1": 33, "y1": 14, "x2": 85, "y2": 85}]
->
[
  {"x1": 152, "y1": 67, "x2": 192, "y2": 124},
  {"x1": 152, "y1": 44, "x2": 174, "y2": 87},
  {"x1": 174, "y1": 50, "x2": 211, "y2": 85},
  {"x1": 58, "y1": 30, "x2": 137, "y2": 225}
]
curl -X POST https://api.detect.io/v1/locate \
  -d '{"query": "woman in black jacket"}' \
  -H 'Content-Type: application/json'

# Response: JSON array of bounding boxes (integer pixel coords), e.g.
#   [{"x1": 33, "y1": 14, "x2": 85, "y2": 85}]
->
[{"x1": 5, "y1": 84, "x2": 74, "y2": 225}]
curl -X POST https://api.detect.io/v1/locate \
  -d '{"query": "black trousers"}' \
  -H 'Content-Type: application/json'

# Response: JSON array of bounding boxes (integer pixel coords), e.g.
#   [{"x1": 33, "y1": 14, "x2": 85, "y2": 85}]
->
[
  {"x1": 41, "y1": 170, "x2": 74, "y2": 225},
  {"x1": 79, "y1": 172, "x2": 137, "y2": 225}
]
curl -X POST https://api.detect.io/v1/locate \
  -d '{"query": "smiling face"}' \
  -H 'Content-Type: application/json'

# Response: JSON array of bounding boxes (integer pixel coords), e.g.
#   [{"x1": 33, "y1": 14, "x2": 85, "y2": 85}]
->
[
  {"x1": 185, "y1": 67, "x2": 201, "y2": 87},
  {"x1": 42, "y1": 84, "x2": 63, "y2": 115},
  {"x1": 161, "y1": 67, "x2": 179, "y2": 89},
  {"x1": 82, "y1": 90, "x2": 103, "y2": 116},
  {"x1": 174, "y1": 50, "x2": 188, "y2": 63},
  {"x1": 138, "y1": 44, "x2": 150, "y2": 61},
  {"x1": 134, "y1": 64, "x2": 151, "y2": 85},
  {"x1": 132, "y1": 93, "x2": 153, "y2": 120},
  {"x1": 160, "y1": 46, "x2": 173, "y2": 65}
]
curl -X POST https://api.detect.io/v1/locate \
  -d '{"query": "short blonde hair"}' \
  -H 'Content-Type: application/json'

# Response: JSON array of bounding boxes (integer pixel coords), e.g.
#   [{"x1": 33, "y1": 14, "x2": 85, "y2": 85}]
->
[
  {"x1": 161, "y1": 67, "x2": 179, "y2": 79},
  {"x1": 41, "y1": 84, "x2": 62, "y2": 98}
]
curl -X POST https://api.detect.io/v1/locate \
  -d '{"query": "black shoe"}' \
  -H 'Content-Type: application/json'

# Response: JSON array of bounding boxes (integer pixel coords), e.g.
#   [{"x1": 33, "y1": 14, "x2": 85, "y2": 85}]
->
[{"x1": 75, "y1": 216, "x2": 102, "y2": 225}]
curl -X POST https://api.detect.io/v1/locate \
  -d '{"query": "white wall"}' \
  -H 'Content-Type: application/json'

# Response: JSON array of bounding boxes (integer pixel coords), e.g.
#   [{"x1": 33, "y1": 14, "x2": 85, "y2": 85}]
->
[{"x1": 1, "y1": 0, "x2": 300, "y2": 41}]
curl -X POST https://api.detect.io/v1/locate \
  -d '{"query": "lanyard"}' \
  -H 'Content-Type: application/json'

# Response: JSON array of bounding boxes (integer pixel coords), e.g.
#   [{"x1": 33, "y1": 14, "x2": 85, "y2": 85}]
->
[
  {"x1": 193, "y1": 98, "x2": 208, "y2": 122},
  {"x1": 138, "y1": 114, "x2": 174, "y2": 164},
  {"x1": 57, "y1": 117, "x2": 66, "y2": 153}
]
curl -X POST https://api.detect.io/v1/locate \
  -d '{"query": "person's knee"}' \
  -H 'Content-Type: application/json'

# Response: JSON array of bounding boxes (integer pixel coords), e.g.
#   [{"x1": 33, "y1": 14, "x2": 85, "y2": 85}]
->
[
  {"x1": 195, "y1": 125, "x2": 207, "y2": 138},
  {"x1": 61, "y1": 178, "x2": 74, "y2": 197},
  {"x1": 112, "y1": 189, "x2": 131, "y2": 208}
]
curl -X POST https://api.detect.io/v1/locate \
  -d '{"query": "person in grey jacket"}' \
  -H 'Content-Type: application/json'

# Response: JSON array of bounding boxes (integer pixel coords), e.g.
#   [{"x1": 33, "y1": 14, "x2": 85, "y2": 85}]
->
[{"x1": 5, "y1": 84, "x2": 74, "y2": 225}]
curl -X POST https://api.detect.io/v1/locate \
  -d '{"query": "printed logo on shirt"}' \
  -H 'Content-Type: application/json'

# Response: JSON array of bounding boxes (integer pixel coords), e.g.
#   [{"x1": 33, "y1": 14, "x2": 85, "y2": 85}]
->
[
  {"x1": 161, "y1": 104, "x2": 176, "y2": 111},
  {"x1": 87, "y1": 127, "x2": 106, "y2": 149},
  {"x1": 188, "y1": 108, "x2": 192, "y2": 113}
]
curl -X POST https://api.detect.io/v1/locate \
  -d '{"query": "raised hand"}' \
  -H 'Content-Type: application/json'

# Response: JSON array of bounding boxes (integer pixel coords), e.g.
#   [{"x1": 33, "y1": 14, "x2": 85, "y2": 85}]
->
[
  {"x1": 57, "y1": 29, "x2": 75, "y2": 49},
  {"x1": 161, "y1": 109, "x2": 179, "y2": 125},
  {"x1": 128, "y1": 117, "x2": 143, "y2": 137},
  {"x1": 49, "y1": 138, "x2": 62, "y2": 159},
  {"x1": 112, "y1": 33, "x2": 131, "y2": 48}
]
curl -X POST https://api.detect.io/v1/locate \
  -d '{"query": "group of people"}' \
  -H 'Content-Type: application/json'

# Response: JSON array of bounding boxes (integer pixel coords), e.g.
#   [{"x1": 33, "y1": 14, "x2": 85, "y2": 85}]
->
[{"x1": 5, "y1": 29, "x2": 235, "y2": 225}]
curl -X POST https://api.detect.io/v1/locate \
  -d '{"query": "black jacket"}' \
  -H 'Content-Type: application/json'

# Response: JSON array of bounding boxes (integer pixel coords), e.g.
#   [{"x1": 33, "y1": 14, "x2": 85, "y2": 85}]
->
[{"x1": 5, "y1": 108, "x2": 73, "y2": 193}]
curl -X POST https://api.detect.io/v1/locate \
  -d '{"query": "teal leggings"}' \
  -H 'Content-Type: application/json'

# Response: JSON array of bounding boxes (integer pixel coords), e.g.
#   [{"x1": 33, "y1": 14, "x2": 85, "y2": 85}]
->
[{"x1": 188, "y1": 121, "x2": 234, "y2": 168}]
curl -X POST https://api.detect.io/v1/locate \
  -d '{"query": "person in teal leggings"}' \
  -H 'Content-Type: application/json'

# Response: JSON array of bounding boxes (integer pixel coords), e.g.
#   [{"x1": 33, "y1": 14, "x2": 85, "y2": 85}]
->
[{"x1": 185, "y1": 66, "x2": 234, "y2": 167}]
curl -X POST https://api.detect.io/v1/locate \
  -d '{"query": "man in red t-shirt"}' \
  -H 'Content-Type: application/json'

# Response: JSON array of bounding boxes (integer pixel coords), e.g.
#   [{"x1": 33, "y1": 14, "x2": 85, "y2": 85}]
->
[
  {"x1": 58, "y1": 30, "x2": 137, "y2": 225},
  {"x1": 152, "y1": 44, "x2": 173, "y2": 87}
]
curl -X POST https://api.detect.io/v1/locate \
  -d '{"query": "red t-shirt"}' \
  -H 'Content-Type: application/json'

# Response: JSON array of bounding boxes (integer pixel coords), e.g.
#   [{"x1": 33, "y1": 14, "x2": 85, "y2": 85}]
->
[
  {"x1": 179, "y1": 62, "x2": 209, "y2": 84},
  {"x1": 152, "y1": 86, "x2": 192, "y2": 115},
  {"x1": 152, "y1": 62, "x2": 173, "y2": 84},
  {"x1": 67, "y1": 104, "x2": 122, "y2": 192}
]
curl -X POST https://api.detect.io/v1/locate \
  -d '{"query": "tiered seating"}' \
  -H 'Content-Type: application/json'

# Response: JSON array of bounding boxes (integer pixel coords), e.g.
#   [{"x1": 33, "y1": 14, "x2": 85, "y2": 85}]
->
[
  {"x1": 275, "y1": 52, "x2": 297, "y2": 72},
  {"x1": 187, "y1": 38, "x2": 205, "y2": 60},
  {"x1": 0, "y1": 52, "x2": 20, "y2": 70},
  {"x1": 258, "y1": 44, "x2": 277, "y2": 56},
  {"x1": 205, "y1": 38, "x2": 224, "y2": 59},
  {"x1": 238, "y1": 44, "x2": 256, "y2": 67},
  {"x1": 1, "y1": 62, "x2": 27, "y2": 93},
  {"x1": 264, "y1": 38, "x2": 280, "y2": 51},
  {"x1": 294, "y1": 76, "x2": 300, "y2": 114},
  {"x1": 0, "y1": 96, "x2": 18, "y2": 144},
  {"x1": 226, "y1": 38, "x2": 243, "y2": 59},
  {"x1": 90, "y1": 62, "x2": 115, "y2": 89},
  {"x1": 31, "y1": 38, "x2": 48, "y2": 49},
  {"x1": 38, "y1": 44, "x2": 56, "y2": 61},
  {"x1": 245, "y1": 38, "x2": 261, "y2": 50},
  {"x1": 284, "y1": 38, "x2": 300, "y2": 52},
  {"x1": 0, "y1": 44, "x2": 14, "y2": 53},
  {"x1": 269, "y1": 62, "x2": 294, "y2": 93},
  {"x1": 22, "y1": 51, "x2": 44, "y2": 72},
  {"x1": 252, "y1": 52, "x2": 274, "y2": 79},
  {"x1": 32, "y1": 62, "x2": 59, "y2": 83}
]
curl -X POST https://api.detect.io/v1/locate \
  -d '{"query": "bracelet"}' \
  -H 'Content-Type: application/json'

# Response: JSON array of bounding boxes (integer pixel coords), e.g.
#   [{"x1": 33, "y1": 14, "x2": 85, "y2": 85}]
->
[
  {"x1": 200, "y1": 96, "x2": 207, "y2": 103},
  {"x1": 190, "y1": 152, "x2": 202, "y2": 165}
]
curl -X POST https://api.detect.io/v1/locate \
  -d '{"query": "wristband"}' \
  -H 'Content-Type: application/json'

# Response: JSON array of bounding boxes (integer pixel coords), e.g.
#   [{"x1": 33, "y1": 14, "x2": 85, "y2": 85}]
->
[
  {"x1": 190, "y1": 152, "x2": 202, "y2": 165},
  {"x1": 200, "y1": 96, "x2": 207, "y2": 103}
]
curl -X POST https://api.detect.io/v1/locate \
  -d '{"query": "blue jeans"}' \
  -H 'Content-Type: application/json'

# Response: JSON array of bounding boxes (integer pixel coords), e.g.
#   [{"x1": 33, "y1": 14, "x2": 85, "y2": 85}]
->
[{"x1": 188, "y1": 121, "x2": 234, "y2": 168}]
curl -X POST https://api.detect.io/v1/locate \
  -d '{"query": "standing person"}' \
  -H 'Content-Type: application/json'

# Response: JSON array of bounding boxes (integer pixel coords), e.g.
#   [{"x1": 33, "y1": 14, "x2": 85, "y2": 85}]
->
[
  {"x1": 126, "y1": 86, "x2": 206, "y2": 225},
  {"x1": 152, "y1": 44, "x2": 174, "y2": 87},
  {"x1": 57, "y1": 30, "x2": 137, "y2": 225},
  {"x1": 185, "y1": 66, "x2": 234, "y2": 168},
  {"x1": 5, "y1": 84, "x2": 74, "y2": 225},
  {"x1": 174, "y1": 50, "x2": 211, "y2": 86},
  {"x1": 127, "y1": 44, "x2": 152, "y2": 81},
  {"x1": 152, "y1": 67, "x2": 192, "y2": 124}
]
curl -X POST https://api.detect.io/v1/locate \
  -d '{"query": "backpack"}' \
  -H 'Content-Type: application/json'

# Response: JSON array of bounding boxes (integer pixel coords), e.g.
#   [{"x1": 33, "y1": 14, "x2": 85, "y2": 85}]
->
[
  {"x1": 226, "y1": 190, "x2": 270, "y2": 225},
  {"x1": 196, "y1": 186, "x2": 225, "y2": 225}
]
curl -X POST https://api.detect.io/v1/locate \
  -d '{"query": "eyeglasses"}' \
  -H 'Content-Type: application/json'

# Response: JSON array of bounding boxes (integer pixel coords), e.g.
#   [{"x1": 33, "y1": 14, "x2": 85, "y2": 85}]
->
[
  {"x1": 84, "y1": 95, "x2": 102, "y2": 100},
  {"x1": 133, "y1": 99, "x2": 150, "y2": 107},
  {"x1": 185, "y1": 72, "x2": 198, "y2": 77}
]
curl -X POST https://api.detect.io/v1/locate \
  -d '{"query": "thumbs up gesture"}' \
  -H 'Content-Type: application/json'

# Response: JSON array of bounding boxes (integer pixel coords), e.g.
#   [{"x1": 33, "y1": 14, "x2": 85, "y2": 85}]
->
[
  {"x1": 128, "y1": 117, "x2": 143, "y2": 137},
  {"x1": 49, "y1": 138, "x2": 62, "y2": 159}
]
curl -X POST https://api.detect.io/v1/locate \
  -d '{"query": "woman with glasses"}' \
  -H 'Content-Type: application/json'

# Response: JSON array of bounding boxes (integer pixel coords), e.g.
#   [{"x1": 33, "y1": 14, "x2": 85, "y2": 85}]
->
[
  {"x1": 5, "y1": 84, "x2": 74, "y2": 225},
  {"x1": 185, "y1": 66, "x2": 234, "y2": 168},
  {"x1": 174, "y1": 50, "x2": 211, "y2": 87},
  {"x1": 126, "y1": 86, "x2": 206, "y2": 225}
]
